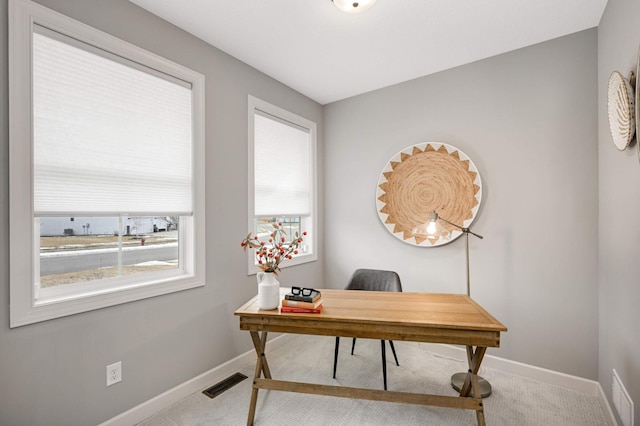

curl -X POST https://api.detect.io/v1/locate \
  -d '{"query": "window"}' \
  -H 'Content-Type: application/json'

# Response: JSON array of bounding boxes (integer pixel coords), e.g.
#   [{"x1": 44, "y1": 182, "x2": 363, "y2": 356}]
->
[
  {"x1": 247, "y1": 96, "x2": 317, "y2": 274},
  {"x1": 9, "y1": 0, "x2": 205, "y2": 327}
]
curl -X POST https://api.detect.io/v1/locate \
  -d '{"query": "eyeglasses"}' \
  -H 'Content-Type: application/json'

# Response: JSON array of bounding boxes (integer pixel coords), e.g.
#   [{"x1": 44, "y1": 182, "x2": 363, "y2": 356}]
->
[{"x1": 291, "y1": 286, "x2": 317, "y2": 296}]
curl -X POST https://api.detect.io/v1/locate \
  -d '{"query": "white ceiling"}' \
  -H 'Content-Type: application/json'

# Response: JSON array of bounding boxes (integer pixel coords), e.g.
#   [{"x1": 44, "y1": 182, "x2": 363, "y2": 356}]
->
[{"x1": 129, "y1": 0, "x2": 607, "y2": 105}]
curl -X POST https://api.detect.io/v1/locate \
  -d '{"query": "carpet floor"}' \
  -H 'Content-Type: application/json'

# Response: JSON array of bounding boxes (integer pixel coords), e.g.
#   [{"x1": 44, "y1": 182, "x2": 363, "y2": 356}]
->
[{"x1": 137, "y1": 334, "x2": 609, "y2": 425}]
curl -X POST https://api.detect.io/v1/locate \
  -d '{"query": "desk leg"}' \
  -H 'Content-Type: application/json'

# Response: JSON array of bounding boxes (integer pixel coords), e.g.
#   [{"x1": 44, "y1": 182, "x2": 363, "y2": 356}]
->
[
  {"x1": 247, "y1": 331, "x2": 271, "y2": 426},
  {"x1": 250, "y1": 330, "x2": 272, "y2": 379},
  {"x1": 459, "y1": 345, "x2": 487, "y2": 426}
]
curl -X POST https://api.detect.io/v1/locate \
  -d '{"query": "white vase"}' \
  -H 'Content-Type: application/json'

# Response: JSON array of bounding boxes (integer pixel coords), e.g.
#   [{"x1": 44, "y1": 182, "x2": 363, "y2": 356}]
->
[{"x1": 256, "y1": 271, "x2": 280, "y2": 310}]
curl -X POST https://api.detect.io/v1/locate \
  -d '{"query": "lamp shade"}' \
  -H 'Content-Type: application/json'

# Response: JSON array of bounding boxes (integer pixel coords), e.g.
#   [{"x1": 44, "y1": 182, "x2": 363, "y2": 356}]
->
[
  {"x1": 332, "y1": 0, "x2": 376, "y2": 14},
  {"x1": 412, "y1": 211, "x2": 452, "y2": 242}
]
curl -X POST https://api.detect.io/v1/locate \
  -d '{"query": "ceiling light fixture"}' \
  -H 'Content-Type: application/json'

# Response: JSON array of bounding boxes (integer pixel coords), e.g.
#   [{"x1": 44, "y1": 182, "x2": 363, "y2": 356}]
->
[{"x1": 332, "y1": 0, "x2": 376, "y2": 14}]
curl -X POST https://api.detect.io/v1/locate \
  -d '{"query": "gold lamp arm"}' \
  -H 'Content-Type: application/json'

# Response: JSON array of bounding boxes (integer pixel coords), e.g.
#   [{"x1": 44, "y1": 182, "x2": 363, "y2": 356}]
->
[{"x1": 436, "y1": 214, "x2": 484, "y2": 240}]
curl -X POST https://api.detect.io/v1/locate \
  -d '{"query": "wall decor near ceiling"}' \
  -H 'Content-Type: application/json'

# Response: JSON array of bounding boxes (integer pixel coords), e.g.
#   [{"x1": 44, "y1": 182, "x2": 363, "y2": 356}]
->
[
  {"x1": 376, "y1": 142, "x2": 482, "y2": 247},
  {"x1": 607, "y1": 70, "x2": 635, "y2": 151},
  {"x1": 636, "y1": 48, "x2": 640, "y2": 161}
]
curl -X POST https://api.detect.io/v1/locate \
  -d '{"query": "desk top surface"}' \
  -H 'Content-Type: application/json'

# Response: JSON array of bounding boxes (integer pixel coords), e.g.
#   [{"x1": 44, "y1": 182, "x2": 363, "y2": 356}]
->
[{"x1": 235, "y1": 289, "x2": 507, "y2": 333}]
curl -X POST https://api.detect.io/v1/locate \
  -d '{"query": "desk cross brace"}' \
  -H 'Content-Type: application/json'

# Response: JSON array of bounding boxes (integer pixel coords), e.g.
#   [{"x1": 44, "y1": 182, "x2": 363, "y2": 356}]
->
[{"x1": 245, "y1": 331, "x2": 488, "y2": 426}]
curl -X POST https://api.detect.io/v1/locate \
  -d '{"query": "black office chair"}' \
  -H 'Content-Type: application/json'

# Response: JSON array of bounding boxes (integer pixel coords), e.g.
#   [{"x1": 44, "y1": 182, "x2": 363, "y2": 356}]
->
[{"x1": 332, "y1": 268, "x2": 402, "y2": 390}]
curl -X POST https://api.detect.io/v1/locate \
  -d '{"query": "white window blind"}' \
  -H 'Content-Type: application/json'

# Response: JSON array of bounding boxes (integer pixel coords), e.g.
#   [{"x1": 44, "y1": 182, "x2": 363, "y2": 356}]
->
[
  {"x1": 254, "y1": 111, "x2": 311, "y2": 216},
  {"x1": 32, "y1": 25, "x2": 193, "y2": 216}
]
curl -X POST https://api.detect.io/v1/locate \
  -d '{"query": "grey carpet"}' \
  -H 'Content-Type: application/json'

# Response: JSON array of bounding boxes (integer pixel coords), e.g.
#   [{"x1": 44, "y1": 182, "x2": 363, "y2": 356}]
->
[{"x1": 137, "y1": 335, "x2": 609, "y2": 425}]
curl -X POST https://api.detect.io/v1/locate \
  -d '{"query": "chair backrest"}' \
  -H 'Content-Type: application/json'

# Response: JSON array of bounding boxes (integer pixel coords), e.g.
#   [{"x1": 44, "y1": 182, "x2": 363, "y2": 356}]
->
[{"x1": 345, "y1": 269, "x2": 402, "y2": 292}]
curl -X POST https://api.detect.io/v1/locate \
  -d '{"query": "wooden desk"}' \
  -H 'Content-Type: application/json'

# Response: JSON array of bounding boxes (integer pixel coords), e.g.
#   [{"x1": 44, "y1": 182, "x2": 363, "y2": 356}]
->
[{"x1": 235, "y1": 289, "x2": 507, "y2": 426}]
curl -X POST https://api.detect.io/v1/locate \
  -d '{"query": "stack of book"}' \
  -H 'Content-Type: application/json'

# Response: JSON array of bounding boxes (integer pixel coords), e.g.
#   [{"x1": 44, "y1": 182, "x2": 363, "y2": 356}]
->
[{"x1": 280, "y1": 289, "x2": 322, "y2": 314}]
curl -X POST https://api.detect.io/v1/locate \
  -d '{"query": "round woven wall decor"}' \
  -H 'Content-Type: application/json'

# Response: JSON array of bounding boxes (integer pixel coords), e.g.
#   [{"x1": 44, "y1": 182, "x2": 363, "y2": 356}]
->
[
  {"x1": 636, "y1": 50, "x2": 640, "y2": 161},
  {"x1": 607, "y1": 70, "x2": 635, "y2": 151},
  {"x1": 376, "y1": 142, "x2": 482, "y2": 247}
]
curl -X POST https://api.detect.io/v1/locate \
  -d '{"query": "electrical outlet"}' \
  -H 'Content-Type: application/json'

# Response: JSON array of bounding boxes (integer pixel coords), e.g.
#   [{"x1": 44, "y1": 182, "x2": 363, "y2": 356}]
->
[{"x1": 106, "y1": 361, "x2": 122, "y2": 387}]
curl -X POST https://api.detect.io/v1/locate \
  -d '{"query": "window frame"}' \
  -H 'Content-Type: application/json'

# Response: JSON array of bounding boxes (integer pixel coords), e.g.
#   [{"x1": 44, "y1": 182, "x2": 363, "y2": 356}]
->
[
  {"x1": 8, "y1": 0, "x2": 206, "y2": 327},
  {"x1": 247, "y1": 96, "x2": 318, "y2": 275}
]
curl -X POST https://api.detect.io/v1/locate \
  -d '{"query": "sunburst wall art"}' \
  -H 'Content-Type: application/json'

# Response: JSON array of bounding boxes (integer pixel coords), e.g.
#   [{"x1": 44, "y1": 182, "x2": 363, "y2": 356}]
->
[{"x1": 376, "y1": 142, "x2": 482, "y2": 247}]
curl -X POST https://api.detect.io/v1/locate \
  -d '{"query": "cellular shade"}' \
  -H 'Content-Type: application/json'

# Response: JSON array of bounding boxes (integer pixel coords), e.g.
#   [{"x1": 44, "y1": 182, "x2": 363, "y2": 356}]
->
[
  {"x1": 254, "y1": 111, "x2": 311, "y2": 217},
  {"x1": 32, "y1": 26, "x2": 193, "y2": 215}
]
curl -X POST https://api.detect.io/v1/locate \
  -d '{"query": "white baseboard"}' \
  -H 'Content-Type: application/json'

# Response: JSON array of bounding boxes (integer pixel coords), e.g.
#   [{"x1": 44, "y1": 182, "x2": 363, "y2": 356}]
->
[
  {"x1": 99, "y1": 334, "x2": 297, "y2": 426},
  {"x1": 414, "y1": 342, "x2": 618, "y2": 426},
  {"x1": 101, "y1": 335, "x2": 617, "y2": 426}
]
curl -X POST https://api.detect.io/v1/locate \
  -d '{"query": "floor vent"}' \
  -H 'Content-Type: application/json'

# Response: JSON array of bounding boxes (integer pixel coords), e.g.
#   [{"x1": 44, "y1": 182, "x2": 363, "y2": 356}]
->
[{"x1": 202, "y1": 373, "x2": 248, "y2": 399}]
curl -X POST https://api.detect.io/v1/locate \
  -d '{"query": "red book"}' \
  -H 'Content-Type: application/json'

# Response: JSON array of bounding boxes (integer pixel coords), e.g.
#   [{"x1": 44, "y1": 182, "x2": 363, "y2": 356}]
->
[
  {"x1": 281, "y1": 298, "x2": 322, "y2": 310},
  {"x1": 280, "y1": 305, "x2": 322, "y2": 314}
]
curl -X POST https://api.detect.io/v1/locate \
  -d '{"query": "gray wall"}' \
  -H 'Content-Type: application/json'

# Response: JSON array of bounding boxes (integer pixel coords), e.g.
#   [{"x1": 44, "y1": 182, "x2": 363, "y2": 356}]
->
[
  {"x1": 598, "y1": 0, "x2": 640, "y2": 422},
  {"x1": 3, "y1": 0, "x2": 635, "y2": 424},
  {"x1": 324, "y1": 29, "x2": 599, "y2": 379},
  {"x1": 0, "y1": 1, "x2": 324, "y2": 425}
]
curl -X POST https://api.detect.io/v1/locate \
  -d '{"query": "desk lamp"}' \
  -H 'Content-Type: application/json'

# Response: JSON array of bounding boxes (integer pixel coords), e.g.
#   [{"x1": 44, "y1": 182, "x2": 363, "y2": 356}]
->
[{"x1": 412, "y1": 211, "x2": 492, "y2": 397}]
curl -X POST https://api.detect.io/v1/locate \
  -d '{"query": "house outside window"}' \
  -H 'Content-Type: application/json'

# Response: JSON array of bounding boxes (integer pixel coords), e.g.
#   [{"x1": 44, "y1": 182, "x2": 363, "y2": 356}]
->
[
  {"x1": 247, "y1": 96, "x2": 317, "y2": 274},
  {"x1": 9, "y1": 0, "x2": 205, "y2": 327}
]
